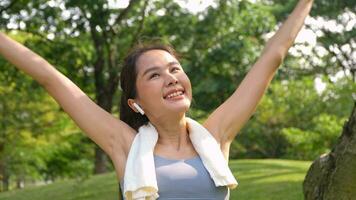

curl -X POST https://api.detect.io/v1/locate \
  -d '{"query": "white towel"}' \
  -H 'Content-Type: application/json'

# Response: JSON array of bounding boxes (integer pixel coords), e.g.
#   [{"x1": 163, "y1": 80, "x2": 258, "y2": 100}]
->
[{"x1": 123, "y1": 117, "x2": 238, "y2": 200}]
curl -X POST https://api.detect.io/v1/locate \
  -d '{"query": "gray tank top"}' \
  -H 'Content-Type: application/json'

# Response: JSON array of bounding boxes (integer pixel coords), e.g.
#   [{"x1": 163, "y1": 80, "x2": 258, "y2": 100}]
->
[{"x1": 120, "y1": 155, "x2": 229, "y2": 200}]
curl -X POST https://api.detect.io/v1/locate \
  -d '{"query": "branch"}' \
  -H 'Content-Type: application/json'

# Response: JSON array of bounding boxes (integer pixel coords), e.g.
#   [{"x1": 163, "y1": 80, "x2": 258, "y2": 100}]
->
[
  {"x1": 105, "y1": 31, "x2": 119, "y2": 96},
  {"x1": 85, "y1": 14, "x2": 106, "y2": 102},
  {"x1": 112, "y1": 0, "x2": 141, "y2": 34},
  {"x1": 107, "y1": 72, "x2": 120, "y2": 100},
  {"x1": 114, "y1": 0, "x2": 140, "y2": 24},
  {"x1": 106, "y1": 0, "x2": 144, "y2": 95},
  {"x1": 130, "y1": 0, "x2": 149, "y2": 47},
  {"x1": 5, "y1": 28, "x2": 55, "y2": 43}
]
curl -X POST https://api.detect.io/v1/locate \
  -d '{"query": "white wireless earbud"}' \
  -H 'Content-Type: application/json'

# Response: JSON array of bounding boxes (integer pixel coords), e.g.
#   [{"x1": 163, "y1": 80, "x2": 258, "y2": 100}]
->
[{"x1": 133, "y1": 102, "x2": 145, "y2": 115}]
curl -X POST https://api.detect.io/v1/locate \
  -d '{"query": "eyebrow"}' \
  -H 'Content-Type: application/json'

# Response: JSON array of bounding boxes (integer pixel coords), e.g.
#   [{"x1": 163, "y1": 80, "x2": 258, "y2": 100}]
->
[{"x1": 141, "y1": 61, "x2": 180, "y2": 77}]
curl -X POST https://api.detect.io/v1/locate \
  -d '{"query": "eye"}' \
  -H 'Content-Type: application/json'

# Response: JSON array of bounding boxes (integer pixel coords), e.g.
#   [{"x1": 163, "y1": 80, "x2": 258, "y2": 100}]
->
[
  {"x1": 171, "y1": 66, "x2": 181, "y2": 73},
  {"x1": 149, "y1": 73, "x2": 160, "y2": 79}
]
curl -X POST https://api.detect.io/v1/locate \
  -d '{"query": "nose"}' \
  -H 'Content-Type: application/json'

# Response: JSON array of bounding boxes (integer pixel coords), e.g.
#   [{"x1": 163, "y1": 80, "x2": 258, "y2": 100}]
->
[{"x1": 165, "y1": 73, "x2": 178, "y2": 86}]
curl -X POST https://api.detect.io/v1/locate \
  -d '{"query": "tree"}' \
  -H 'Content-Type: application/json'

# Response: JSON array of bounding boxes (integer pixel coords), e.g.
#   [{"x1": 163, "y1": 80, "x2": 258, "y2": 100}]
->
[
  {"x1": 1, "y1": 0, "x2": 354, "y2": 191},
  {"x1": 0, "y1": 0, "x2": 148, "y2": 174},
  {"x1": 229, "y1": 75, "x2": 355, "y2": 159},
  {"x1": 0, "y1": 33, "x2": 95, "y2": 190},
  {"x1": 269, "y1": 0, "x2": 355, "y2": 81},
  {"x1": 0, "y1": 50, "x2": 53, "y2": 191},
  {"x1": 303, "y1": 102, "x2": 356, "y2": 199},
  {"x1": 0, "y1": 0, "x2": 277, "y2": 175}
]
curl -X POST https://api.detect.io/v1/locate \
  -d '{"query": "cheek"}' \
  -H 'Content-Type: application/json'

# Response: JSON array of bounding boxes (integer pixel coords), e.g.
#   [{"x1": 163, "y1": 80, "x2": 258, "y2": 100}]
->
[
  {"x1": 136, "y1": 81, "x2": 163, "y2": 101},
  {"x1": 182, "y1": 75, "x2": 192, "y2": 97}
]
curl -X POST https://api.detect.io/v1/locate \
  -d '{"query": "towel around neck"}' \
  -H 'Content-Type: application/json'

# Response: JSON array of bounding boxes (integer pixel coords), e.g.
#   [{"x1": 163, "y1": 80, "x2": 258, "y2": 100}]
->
[{"x1": 123, "y1": 117, "x2": 238, "y2": 200}]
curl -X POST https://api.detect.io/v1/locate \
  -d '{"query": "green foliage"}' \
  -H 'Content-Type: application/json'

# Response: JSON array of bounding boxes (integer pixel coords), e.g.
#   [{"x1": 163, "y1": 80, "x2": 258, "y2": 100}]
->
[
  {"x1": 0, "y1": 46, "x2": 50, "y2": 187},
  {"x1": 269, "y1": 0, "x2": 354, "y2": 19},
  {"x1": 320, "y1": 76, "x2": 356, "y2": 118},
  {"x1": 191, "y1": 2, "x2": 275, "y2": 112},
  {"x1": 130, "y1": 0, "x2": 277, "y2": 112},
  {"x1": 0, "y1": 33, "x2": 95, "y2": 189},
  {"x1": 281, "y1": 112, "x2": 344, "y2": 160},
  {"x1": 44, "y1": 133, "x2": 94, "y2": 180},
  {"x1": 232, "y1": 76, "x2": 355, "y2": 160},
  {"x1": 5, "y1": 131, "x2": 48, "y2": 180}
]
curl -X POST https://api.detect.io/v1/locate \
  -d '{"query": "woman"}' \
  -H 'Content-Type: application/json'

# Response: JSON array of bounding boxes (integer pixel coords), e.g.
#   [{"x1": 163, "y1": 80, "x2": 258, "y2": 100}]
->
[{"x1": 0, "y1": 0, "x2": 313, "y2": 199}]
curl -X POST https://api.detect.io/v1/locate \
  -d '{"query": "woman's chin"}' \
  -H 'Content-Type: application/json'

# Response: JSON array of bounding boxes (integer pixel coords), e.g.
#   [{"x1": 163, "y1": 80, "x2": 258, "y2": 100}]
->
[{"x1": 165, "y1": 101, "x2": 190, "y2": 114}]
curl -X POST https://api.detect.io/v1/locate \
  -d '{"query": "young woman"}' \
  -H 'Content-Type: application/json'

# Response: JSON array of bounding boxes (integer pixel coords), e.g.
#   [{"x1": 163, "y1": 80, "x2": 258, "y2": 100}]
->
[{"x1": 0, "y1": 0, "x2": 314, "y2": 199}]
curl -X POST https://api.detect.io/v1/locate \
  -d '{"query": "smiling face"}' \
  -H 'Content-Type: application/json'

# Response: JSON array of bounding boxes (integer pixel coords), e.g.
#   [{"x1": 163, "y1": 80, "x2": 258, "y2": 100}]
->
[{"x1": 131, "y1": 49, "x2": 192, "y2": 120}]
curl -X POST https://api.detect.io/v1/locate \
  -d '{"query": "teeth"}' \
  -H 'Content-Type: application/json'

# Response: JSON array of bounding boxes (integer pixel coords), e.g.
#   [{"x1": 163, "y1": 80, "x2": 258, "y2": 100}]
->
[{"x1": 166, "y1": 91, "x2": 183, "y2": 99}]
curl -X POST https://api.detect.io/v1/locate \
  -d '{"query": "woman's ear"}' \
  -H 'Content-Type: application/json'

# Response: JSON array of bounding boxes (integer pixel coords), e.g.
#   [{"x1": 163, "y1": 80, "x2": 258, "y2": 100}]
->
[
  {"x1": 127, "y1": 99, "x2": 145, "y2": 115},
  {"x1": 127, "y1": 99, "x2": 138, "y2": 112}
]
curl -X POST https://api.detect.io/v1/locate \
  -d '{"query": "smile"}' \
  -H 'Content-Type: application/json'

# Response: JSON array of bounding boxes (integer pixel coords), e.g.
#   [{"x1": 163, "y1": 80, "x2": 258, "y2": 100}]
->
[
  {"x1": 165, "y1": 91, "x2": 184, "y2": 99},
  {"x1": 164, "y1": 89, "x2": 185, "y2": 99}
]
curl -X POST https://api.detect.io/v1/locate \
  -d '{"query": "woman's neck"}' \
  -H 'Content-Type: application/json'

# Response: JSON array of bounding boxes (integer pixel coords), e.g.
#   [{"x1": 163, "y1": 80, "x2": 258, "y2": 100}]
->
[{"x1": 151, "y1": 115, "x2": 190, "y2": 151}]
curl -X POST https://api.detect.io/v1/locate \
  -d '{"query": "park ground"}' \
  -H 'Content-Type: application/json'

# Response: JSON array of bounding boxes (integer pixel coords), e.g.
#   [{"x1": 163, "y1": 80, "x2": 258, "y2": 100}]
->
[{"x1": 0, "y1": 159, "x2": 311, "y2": 200}]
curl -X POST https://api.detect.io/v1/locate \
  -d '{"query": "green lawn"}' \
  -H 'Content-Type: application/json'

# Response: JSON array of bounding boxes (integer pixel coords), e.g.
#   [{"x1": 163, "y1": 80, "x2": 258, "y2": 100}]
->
[
  {"x1": 230, "y1": 159, "x2": 311, "y2": 200},
  {"x1": 0, "y1": 159, "x2": 311, "y2": 200}
]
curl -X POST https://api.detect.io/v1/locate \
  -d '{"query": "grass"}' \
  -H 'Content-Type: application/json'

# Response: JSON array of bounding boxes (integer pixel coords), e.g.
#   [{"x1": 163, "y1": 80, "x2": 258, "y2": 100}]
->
[
  {"x1": 0, "y1": 159, "x2": 311, "y2": 200},
  {"x1": 230, "y1": 159, "x2": 311, "y2": 200}
]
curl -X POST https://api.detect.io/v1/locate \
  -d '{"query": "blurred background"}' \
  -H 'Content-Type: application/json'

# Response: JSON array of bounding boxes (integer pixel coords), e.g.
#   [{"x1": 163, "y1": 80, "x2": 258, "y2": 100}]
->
[{"x1": 0, "y1": 0, "x2": 355, "y2": 199}]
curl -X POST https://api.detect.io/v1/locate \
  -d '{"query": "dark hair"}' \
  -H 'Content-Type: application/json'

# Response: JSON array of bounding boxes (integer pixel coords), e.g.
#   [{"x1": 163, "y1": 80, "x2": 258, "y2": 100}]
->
[{"x1": 119, "y1": 42, "x2": 179, "y2": 131}]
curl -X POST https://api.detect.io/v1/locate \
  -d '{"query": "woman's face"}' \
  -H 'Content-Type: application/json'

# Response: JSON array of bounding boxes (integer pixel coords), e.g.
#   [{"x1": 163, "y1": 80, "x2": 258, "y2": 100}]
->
[{"x1": 133, "y1": 49, "x2": 192, "y2": 119}]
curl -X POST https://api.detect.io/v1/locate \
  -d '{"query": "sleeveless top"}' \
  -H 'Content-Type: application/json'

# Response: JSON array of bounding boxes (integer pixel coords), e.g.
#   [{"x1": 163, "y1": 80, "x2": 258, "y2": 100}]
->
[{"x1": 120, "y1": 155, "x2": 229, "y2": 200}]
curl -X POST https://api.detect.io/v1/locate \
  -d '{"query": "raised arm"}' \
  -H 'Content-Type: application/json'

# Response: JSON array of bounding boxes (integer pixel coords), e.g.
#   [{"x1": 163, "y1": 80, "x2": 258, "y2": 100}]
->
[
  {"x1": 204, "y1": 0, "x2": 314, "y2": 144},
  {"x1": 0, "y1": 33, "x2": 135, "y2": 158}
]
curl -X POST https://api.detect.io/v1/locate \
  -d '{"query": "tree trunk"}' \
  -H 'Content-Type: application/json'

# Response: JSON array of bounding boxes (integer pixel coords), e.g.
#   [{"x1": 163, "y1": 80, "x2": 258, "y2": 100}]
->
[
  {"x1": 88, "y1": 0, "x2": 143, "y2": 174},
  {"x1": 92, "y1": 98, "x2": 112, "y2": 174},
  {"x1": 0, "y1": 160, "x2": 3, "y2": 191},
  {"x1": 0, "y1": 167, "x2": 9, "y2": 191},
  {"x1": 303, "y1": 101, "x2": 356, "y2": 200},
  {"x1": 0, "y1": 143, "x2": 9, "y2": 192},
  {"x1": 94, "y1": 146, "x2": 108, "y2": 174},
  {"x1": 16, "y1": 174, "x2": 24, "y2": 189}
]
